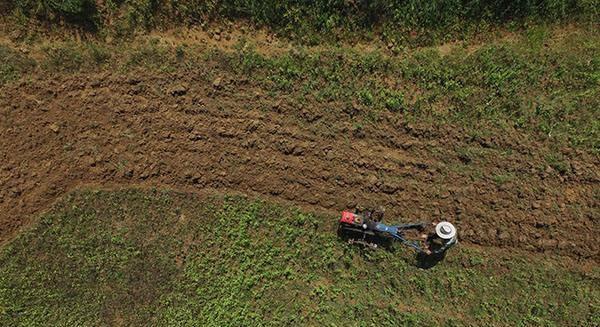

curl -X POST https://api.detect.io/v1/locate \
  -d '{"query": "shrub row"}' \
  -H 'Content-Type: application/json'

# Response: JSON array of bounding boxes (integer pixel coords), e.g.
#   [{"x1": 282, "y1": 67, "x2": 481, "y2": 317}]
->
[{"x1": 8, "y1": 0, "x2": 599, "y2": 38}]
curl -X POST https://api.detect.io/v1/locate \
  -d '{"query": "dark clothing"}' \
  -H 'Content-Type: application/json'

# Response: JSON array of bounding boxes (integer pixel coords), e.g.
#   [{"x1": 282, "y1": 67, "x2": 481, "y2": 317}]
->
[
  {"x1": 427, "y1": 234, "x2": 457, "y2": 254},
  {"x1": 365, "y1": 218, "x2": 378, "y2": 231}
]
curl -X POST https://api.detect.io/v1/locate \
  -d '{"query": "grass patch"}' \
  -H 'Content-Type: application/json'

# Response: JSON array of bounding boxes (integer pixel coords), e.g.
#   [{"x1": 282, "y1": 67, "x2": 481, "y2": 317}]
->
[
  {"x1": 545, "y1": 153, "x2": 572, "y2": 175},
  {"x1": 125, "y1": 38, "x2": 174, "y2": 72},
  {"x1": 10, "y1": 0, "x2": 98, "y2": 29},
  {"x1": 7, "y1": 1, "x2": 599, "y2": 45},
  {"x1": 1, "y1": 25, "x2": 598, "y2": 151},
  {"x1": 456, "y1": 146, "x2": 486, "y2": 164},
  {"x1": 0, "y1": 189, "x2": 598, "y2": 326},
  {"x1": 492, "y1": 173, "x2": 516, "y2": 186},
  {"x1": 225, "y1": 31, "x2": 600, "y2": 151},
  {"x1": 42, "y1": 43, "x2": 85, "y2": 71},
  {"x1": 86, "y1": 42, "x2": 111, "y2": 64},
  {"x1": 0, "y1": 45, "x2": 36, "y2": 85}
]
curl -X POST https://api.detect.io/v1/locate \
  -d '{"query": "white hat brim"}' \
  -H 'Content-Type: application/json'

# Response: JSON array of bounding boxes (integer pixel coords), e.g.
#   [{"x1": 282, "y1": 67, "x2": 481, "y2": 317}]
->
[{"x1": 435, "y1": 222, "x2": 457, "y2": 239}]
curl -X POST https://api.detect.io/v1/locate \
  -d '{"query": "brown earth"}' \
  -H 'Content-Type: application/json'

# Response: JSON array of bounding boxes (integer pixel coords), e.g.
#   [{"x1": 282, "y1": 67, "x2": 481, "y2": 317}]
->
[{"x1": 0, "y1": 68, "x2": 598, "y2": 261}]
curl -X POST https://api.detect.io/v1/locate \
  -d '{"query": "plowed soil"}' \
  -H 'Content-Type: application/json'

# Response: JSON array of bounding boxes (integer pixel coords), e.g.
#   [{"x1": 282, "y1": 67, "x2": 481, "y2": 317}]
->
[{"x1": 1, "y1": 69, "x2": 598, "y2": 260}]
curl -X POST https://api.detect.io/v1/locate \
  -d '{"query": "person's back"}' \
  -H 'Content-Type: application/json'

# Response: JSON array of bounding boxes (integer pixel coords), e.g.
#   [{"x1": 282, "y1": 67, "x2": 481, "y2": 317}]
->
[{"x1": 422, "y1": 221, "x2": 457, "y2": 255}]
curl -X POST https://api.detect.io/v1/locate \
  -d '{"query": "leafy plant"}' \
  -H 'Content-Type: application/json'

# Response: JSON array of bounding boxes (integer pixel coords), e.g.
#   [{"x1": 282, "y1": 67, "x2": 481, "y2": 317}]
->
[
  {"x1": 13, "y1": 0, "x2": 97, "y2": 25},
  {"x1": 10, "y1": 0, "x2": 598, "y2": 44},
  {"x1": 42, "y1": 43, "x2": 85, "y2": 71},
  {"x1": 0, "y1": 45, "x2": 36, "y2": 84},
  {"x1": 0, "y1": 189, "x2": 597, "y2": 326}
]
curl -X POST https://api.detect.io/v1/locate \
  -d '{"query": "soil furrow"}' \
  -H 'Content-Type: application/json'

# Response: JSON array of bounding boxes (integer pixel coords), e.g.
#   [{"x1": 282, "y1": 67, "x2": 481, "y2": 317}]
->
[{"x1": 1, "y1": 72, "x2": 598, "y2": 259}]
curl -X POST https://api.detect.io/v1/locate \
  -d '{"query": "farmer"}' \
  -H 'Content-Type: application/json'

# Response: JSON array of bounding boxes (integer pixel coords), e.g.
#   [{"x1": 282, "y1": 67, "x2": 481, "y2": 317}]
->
[{"x1": 421, "y1": 221, "x2": 457, "y2": 255}]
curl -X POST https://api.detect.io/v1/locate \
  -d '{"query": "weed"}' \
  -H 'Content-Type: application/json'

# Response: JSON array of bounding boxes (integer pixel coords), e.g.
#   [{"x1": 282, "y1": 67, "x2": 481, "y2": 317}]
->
[
  {"x1": 1, "y1": 25, "x2": 598, "y2": 151},
  {"x1": 545, "y1": 153, "x2": 571, "y2": 175},
  {"x1": 456, "y1": 149, "x2": 472, "y2": 164},
  {"x1": 125, "y1": 38, "x2": 173, "y2": 71},
  {"x1": 86, "y1": 42, "x2": 111, "y2": 64},
  {"x1": 383, "y1": 89, "x2": 405, "y2": 112},
  {"x1": 42, "y1": 43, "x2": 85, "y2": 71},
  {"x1": 12, "y1": 0, "x2": 98, "y2": 27},
  {"x1": 352, "y1": 122, "x2": 364, "y2": 138},
  {"x1": 0, "y1": 189, "x2": 597, "y2": 326},
  {"x1": 9, "y1": 1, "x2": 599, "y2": 45},
  {"x1": 175, "y1": 44, "x2": 186, "y2": 62},
  {"x1": 358, "y1": 89, "x2": 374, "y2": 106},
  {"x1": 0, "y1": 45, "x2": 36, "y2": 84},
  {"x1": 492, "y1": 173, "x2": 516, "y2": 186}
]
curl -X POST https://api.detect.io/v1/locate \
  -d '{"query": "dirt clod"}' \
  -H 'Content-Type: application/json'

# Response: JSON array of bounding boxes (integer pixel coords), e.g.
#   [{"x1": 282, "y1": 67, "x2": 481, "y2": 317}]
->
[
  {"x1": 0, "y1": 70, "x2": 597, "y2": 261},
  {"x1": 212, "y1": 77, "x2": 222, "y2": 89},
  {"x1": 49, "y1": 123, "x2": 60, "y2": 133},
  {"x1": 169, "y1": 84, "x2": 188, "y2": 96}
]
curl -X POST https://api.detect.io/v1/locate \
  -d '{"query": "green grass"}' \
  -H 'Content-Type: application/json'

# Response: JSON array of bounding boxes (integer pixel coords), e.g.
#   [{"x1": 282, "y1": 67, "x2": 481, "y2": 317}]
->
[
  {"x1": 42, "y1": 42, "x2": 85, "y2": 71},
  {"x1": 0, "y1": 45, "x2": 36, "y2": 85},
  {"x1": 545, "y1": 153, "x2": 572, "y2": 175},
  {"x1": 3, "y1": 25, "x2": 598, "y2": 152},
  {"x1": 492, "y1": 173, "x2": 516, "y2": 186},
  {"x1": 0, "y1": 189, "x2": 598, "y2": 326},
  {"x1": 6, "y1": 0, "x2": 599, "y2": 45}
]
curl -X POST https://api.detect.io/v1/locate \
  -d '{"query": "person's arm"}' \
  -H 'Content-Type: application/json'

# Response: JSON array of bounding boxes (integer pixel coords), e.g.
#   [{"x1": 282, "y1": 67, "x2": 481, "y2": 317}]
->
[{"x1": 433, "y1": 236, "x2": 457, "y2": 254}]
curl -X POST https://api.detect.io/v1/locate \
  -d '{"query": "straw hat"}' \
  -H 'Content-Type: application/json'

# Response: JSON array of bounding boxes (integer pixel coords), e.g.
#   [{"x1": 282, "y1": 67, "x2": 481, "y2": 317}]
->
[{"x1": 435, "y1": 222, "x2": 457, "y2": 239}]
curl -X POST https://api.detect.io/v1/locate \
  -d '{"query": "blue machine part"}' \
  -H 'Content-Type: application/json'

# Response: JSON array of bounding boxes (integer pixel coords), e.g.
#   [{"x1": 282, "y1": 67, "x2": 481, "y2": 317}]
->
[
  {"x1": 374, "y1": 222, "x2": 423, "y2": 252},
  {"x1": 374, "y1": 223, "x2": 399, "y2": 235}
]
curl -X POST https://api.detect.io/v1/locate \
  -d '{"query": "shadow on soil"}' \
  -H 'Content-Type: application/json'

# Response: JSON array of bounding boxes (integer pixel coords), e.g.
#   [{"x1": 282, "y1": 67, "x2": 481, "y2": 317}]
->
[
  {"x1": 416, "y1": 251, "x2": 446, "y2": 269},
  {"x1": 337, "y1": 226, "x2": 447, "y2": 269}
]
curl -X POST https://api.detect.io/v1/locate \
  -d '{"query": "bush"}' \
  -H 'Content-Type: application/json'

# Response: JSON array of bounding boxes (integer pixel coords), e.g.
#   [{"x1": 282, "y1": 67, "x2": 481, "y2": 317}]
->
[
  {"x1": 13, "y1": 0, "x2": 97, "y2": 25},
  {"x1": 10, "y1": 0, "x2": 598, "y2": 40}
]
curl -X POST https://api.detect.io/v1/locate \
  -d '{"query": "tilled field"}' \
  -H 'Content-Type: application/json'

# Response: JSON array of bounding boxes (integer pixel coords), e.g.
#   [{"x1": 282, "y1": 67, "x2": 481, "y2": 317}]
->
[{"x1": 0, "y1": 69, "x2": 598, "y2": 260}]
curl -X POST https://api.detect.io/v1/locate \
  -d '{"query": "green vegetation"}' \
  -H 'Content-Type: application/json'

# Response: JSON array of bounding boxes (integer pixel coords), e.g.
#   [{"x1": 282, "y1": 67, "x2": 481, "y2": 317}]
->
[
  {"x1": 6, "y1": 0, "x2": 599, "y2": 44},
  {"x1": 1, "y1": 25, "x2": 598, "y2": 151},
  {"x1": 1, "y1": 3, "x2": 598, "y2": 326},
  {"x1": 10, "y1": 0, "x2": 97, "y2": 26},
  {"x1": 0, "y1": 189, "x2": 597, "y2": 326},
  {"x1": 492, "y1": 173, "x2": 516, "y2": 185},
  {"x1": 545, "y1": 153, "x2": 572, "y2": 175},
  {"x1": 42, "y1": 42, "x2": 85, "y2": 71},
  {"x1": 0, "y1": 45, "x2": 36, "y2": 84}
]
